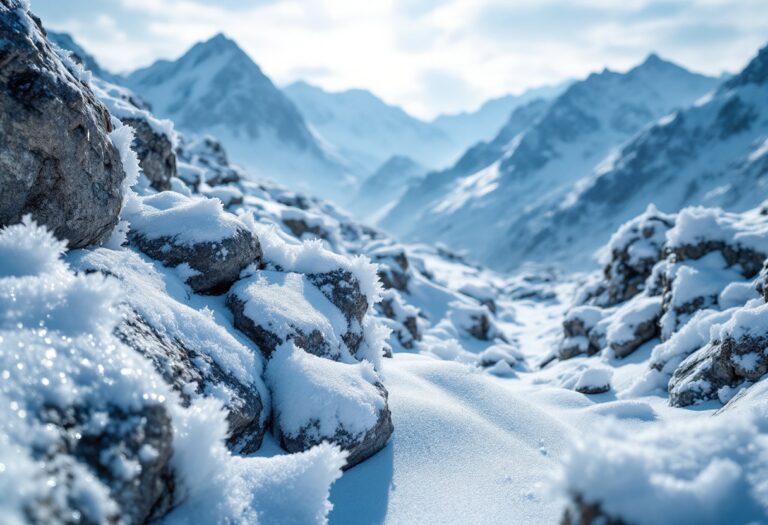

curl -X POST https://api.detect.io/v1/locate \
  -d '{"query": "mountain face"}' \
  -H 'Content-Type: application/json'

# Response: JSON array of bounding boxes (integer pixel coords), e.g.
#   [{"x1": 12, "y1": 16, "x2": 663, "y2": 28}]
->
[
  {"x1": 125, "y1": 34, "x2": 353, "y2": 201},
  {"x1": 346, "y1": 155, "x2": 427, "y2": 222},
  {"x1": 431, "y1": 81, "x2": 571, "y2": 150},
  {"x1": 509, "y1": 44, "x2": 768, "y2": 268},
  {"x1": 284, "y1": 81, "x2": 457, "y2": 175},
  {"x1": 381, "y1": 54, "x2": 720, "y2": 270}
]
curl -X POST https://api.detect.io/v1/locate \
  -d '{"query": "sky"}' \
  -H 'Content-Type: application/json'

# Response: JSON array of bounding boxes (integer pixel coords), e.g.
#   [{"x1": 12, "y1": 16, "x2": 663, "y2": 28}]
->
[{"x1": 31, "y1": 0, "x2": 768, "y2": 119}]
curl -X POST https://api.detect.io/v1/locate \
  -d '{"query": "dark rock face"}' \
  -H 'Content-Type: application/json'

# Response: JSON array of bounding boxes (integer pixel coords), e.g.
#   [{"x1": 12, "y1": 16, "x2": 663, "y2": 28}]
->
[
  {"x1": 116, "y1": 309, "x2": 266, "y2": 452},
  {"x1": 372, "y1": 250, "x2": 410, "y2": 292},
  {"x1": 123, "y1": 117, "x2": 176, "y2": 191},
  {"x1": 307, "y1": 269, "x2": 369, "y2": 355},
  {"x1": 379, "y1": 296, "x2": 421, "y2": 350},
  {"x1": 669, "y1": 334, "x2": 768, "y2": 407},
  {"x1": 130, "y1": 227, "x2": 261, "y2": 294},
  {"x1": 283, "y1": 217, "x2": 328, "y2": 239},
  {"x1": 276, "y1": 383, "x2": 394, "y2": 470},
  {"x1": 28, "y1": 402, "x2": 174, "y2": 525},
  {"x1": 0, "y1": 1, "x2": 125, "y2": 248}
]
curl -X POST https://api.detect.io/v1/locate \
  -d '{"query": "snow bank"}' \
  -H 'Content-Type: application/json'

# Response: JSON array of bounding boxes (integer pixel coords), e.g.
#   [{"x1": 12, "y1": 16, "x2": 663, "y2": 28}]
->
[
  {"x1": 162, "y1": 397, "x2": 346, "y2": 525},
  {"x1": 558, "y1": 407, "x2": 768, "y2": 525}
]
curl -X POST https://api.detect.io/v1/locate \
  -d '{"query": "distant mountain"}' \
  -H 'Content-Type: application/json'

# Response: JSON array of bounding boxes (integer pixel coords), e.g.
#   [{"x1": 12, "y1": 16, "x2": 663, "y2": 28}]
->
[
  {"x1": 125, "y1": 34, "x2": 353, "y2": 201},
  {"x1": 431, "y1": 81, "x2": 571, "y2": 149},
  {"x1": 284, "y1": 81, "x2": 457, "y2": 175},
  {"x1": 381, "y1": 54, "x2": 721, "y2": 270},
  {"x1": 346, "y1": 155, "x2": 427, "y2": 223},
  {"x1": 509, "y1": 44, "x2": 768, "y2": 269},
  {"x1": 47, "y1": 31, "x2": 121, "y2": 84}
]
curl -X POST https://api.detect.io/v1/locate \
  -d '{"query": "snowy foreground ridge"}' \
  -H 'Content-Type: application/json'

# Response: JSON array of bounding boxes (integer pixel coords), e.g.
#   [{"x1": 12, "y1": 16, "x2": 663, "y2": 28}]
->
[{"x1": 2, "y1": 1, "x2": 768, "y2": 524}]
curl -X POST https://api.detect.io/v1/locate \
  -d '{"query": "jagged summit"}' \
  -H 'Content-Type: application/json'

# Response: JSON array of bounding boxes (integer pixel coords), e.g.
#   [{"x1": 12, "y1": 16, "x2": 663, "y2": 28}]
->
[{"x1": 126, "y1": 33, "x2": 352, "y2": 200}]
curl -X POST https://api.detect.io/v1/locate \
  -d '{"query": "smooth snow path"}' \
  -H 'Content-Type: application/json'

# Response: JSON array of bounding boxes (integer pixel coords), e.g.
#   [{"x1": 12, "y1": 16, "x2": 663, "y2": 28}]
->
[{"x1": 328, "y1": 354, "x2": 573, "y2": 525}]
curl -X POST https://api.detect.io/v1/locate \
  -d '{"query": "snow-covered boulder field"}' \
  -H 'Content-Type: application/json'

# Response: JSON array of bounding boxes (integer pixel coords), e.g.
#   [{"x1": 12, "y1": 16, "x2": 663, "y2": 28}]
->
[
  {"x1": 0, "y1": 4, "x2": 521, "y2": 522},
  {"x1": 5, "y1": 2, "x2": 768, "y2": 524},
  {"x1": 552, "y1": 203, "x2": 768, "y2": 523}
]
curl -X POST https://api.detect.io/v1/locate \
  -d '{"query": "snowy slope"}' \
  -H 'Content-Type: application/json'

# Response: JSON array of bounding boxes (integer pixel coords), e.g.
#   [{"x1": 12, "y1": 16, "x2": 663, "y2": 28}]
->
[
  {"x1": 345, "y1": 155, "x2": 427, "y2": 223},
  {"x1": 125, "y1": 34, "x2": 354, "y2": 201},
  {"x1": 510, "y1": 44, "x2": 768, "y2": 269},
  {"x1": 285, "y1": 81, "x2": 457, "y2": 175},
  {"x1": 431, "y1": 81, "x2": 571, "y2": 150},
  {"x1": 382, "y1": 54, "x2": 719, "y2": 271}
]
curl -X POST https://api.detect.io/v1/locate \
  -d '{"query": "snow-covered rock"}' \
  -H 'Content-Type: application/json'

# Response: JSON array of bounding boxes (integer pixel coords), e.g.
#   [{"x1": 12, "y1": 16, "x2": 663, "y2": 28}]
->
[
  {"x1": 267, "y1": 343, "x2": 393, "y2": 469},
  {"x1": 0, "y1": 2, "x2": 126, "y2": 248},
  {"x1": 127, "y1": 192, "x2": 262, "y2": 294}
]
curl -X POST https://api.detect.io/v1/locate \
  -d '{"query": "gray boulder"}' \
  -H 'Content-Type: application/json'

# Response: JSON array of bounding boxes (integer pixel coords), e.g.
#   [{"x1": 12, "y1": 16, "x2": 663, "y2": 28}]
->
[
  {"x1": 0, "y1": 1, "x2": 125, "y2": 248},
  {"x1": 131, "y1": 226, "x2": 260, "y2": 294}
]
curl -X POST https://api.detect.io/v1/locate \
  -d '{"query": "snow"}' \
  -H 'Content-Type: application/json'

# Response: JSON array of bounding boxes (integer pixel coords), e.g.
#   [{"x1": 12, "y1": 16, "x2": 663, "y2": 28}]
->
[
  {"x1": 574, "y1": 366, "x2": 613, "y2": 392},
  {"x1": 267, "y1": 342, "x2": 385, "y2": 441},
  {"x1": 558, "y1": 406, "x2": 768, "y2": 525},
  {"x1": 162, "y1": 398, "x2": 347, "y2": 525},
  {"x1": 328, "y1": 355, "x2": 572, "y2": 525},
  {"x1": 127, "y1": 192, "x2": 247, "y2": 246},
  {"x1": 666, "y1": 206, "x2": 768, "y2": 255}
]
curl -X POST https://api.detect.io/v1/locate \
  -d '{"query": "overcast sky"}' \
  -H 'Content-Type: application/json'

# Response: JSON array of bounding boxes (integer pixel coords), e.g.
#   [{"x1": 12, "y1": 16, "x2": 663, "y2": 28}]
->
[{"x1": 32, "y1": 0, "x2": 768, "y2": 119}]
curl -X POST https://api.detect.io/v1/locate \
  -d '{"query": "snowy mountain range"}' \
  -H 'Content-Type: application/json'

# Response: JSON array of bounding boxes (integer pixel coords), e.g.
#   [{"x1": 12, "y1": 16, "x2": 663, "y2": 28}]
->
[
  {"x1": 430, "y1": 81, "x2": 571, "y2": 150},
  {"x1": 381, "y1": 54, "x2": 722, "y2": 270},
  {"x1": 125, "y1": 34, "x2": 355, "y2": 201},
  {"x1": 284, "y1": 81, "x2": 457, "y2": 175},
  {"x1": 514, "y1": 44, "x2": 768, "y2": 268}
]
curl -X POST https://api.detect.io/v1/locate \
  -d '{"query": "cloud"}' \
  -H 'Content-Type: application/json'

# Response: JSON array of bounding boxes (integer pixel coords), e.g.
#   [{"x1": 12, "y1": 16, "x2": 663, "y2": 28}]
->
[{"x1": 31, "y1": 0, "x2": 768, "y2": 118}]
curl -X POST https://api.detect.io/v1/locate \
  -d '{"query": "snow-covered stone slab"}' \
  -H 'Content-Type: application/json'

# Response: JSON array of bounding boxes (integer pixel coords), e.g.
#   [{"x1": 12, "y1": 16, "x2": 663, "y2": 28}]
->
[
  {"x1": 266, "y1": 343, "x2": 393, "y2": 469},
  {"x1": 228, "y1": 270, "x2": 355, "y2": 361}
]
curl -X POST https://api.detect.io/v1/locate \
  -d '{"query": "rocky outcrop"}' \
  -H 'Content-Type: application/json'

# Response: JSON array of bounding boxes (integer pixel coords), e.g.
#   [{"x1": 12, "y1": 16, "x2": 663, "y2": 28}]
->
[
  {"x1": 371, "y1": 247, "x2": 411, "y2": 292},
  {"x1": 123, "y1": 117, "x2": 177, "y2": 191},
  {"x1": 277, "y1": 391, "x2": 393, "y2": 470},
  {"x1": 116, "y1": 309, "x2": 266, "y2": 452},
  {"x1": 0, "y1": 1, "x2": 125, "y2": 248},
  {"x1": 378, "y1": 289, "x2": 422, "y2": 350},
  {"x1": 669, "y1": 332, "x2": 768, "y2": 407},
  {"x1": 582, "y1": 206, "x2": 673, "y2": 307},
  {"x1": 131, "y1": 226, "x2": 260, "y2": 294},
  {"x1": 559, "y1": 306, "x2": 603, "y2": 360}
]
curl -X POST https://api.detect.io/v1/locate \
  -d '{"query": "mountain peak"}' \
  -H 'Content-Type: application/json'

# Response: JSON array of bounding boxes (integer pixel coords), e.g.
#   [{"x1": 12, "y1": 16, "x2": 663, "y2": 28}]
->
[
  {"x1": 721, "y1": 41, "x2": 768, "y2": 91},
  {"x1": 633, "y1": 52, "x2": 680, "y2": 72},
  {"x1": 196, "y1": 32, "x2": 241, "y2": 54}
]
